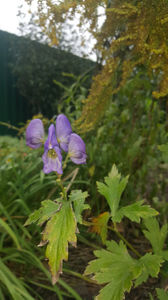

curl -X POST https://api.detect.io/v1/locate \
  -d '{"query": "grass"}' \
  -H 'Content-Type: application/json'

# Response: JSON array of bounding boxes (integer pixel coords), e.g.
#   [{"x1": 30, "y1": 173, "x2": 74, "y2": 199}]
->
[{"x1": 0, "y1": 136, "x2": 83, "y2": 299}]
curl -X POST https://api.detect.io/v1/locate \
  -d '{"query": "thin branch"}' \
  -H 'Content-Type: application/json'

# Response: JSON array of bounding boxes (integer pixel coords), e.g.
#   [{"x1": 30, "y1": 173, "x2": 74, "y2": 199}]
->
[
  {"x1": 0, "y1": 121, "x2": 20, "y2": 131},
  {"x1": 63, "y1": 268, "x2": 99, "y2": 285},
  {"x1": 66, "y1": 168, "x2": 79, "y2": 193}
]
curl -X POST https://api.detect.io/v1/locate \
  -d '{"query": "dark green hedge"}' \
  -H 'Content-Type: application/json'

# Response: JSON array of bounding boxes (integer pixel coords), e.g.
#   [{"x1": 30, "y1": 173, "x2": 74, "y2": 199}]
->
[
  {"x1": 0, "y1": 30, "x2": 96, "y2": 135},
  {"x1": 0, "y1": 31, "x2": 30, "y2": 135},
  {"x1": 0, "y1": 30, "x2": 96, "y2": 118}
]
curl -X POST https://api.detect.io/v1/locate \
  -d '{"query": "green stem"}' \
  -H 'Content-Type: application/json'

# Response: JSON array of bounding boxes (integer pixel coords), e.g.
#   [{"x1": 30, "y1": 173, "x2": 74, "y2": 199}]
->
[
  {"x1": 63, "y1": 268, "x2": 99, "y2": 285},
  {"x1": 1, "y1": 216, "x2": 26, "y2": 221},
  {"x1": 56, "y1": 176, "x2": 67, "y2": 200},
  {"x1": 112, "y1": 222, "x2": 141, "y2": 258},
  {"x1": 83, "y1": 220, "x2": 141, "y2": 258},
  {"x1": 63, "y1": 154, "x2": 69, "y2": 170},
  {"x1": 77, "y1": 234, "x2": 101, "y2": 250}
]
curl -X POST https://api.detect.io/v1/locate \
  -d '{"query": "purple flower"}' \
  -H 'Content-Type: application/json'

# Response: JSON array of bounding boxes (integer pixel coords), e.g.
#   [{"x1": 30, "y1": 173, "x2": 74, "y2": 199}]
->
[
  {"x1": 42, "y1": 124, "x2": 63, "y2": 174},
  {"x1": 56, "y1": 114, "x2": 72, "y2": 152},
  {"x1": 26, "y1": 119, "x2": 44, "y2": 149},
  {"x1": 68, "y1": 133, "x2": 87, "y2": 165}
]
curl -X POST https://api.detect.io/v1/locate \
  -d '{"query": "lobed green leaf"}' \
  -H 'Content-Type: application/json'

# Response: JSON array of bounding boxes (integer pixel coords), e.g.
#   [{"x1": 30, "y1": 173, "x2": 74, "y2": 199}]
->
[
  {"x1": 113, "y1": 200, "x2": 158, "y2": 223},
  {"x1": 97, "y1": 165, "x2": 129, "y2": 218},
  {"x1": 143, "y1": 218, "x2": 168, "y2": 256},
  {"x1": 24, "y1": 199, "x2": 61, "y2": 226},
  {"x1": 135, "y1": 253, "x2": 163, "y2": 287},
  {"x1": 156, "y1": 288, "x2": 168, "y2": 300},
  {"x1": 85, "y1": 240, "x2": 141, "y2": 300},
  {"x1": 69, "y1": 190, "x2": 89, "y2": 224}
]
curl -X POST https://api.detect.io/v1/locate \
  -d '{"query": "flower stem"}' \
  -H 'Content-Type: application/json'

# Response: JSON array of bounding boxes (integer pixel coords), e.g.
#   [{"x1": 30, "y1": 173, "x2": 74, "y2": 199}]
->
[
  {"x1": 112, "y1": 222, "x2": 141, "y2": 258},
  {"x1": 56, "y1": 175, "x2": 67, "y2": 200},
  {"x1": 63, "y1": 154, "x2": 69, "y2": 170},
  {"x1": 63, "y1": 268, "x2": 99, "y2": 285},
  {"x1": 83, "y1": 220, "x2": 141, "y2": 258},
  {"x1": 77, "y1": 233, "x2": 101, "y2": 250}
]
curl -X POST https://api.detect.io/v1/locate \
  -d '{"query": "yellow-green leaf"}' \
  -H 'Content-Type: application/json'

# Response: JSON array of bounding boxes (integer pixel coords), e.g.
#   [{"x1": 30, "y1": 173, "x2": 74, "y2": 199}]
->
[
  {"x1": 24, "y1": 200, "x2": 61, "y2": 226},
  {"x1": 43, "y1": 201, "x2": 77, "y2": 284},
  {"x1": 69, "y1": 190, "x2": 89, "y2": 224}
]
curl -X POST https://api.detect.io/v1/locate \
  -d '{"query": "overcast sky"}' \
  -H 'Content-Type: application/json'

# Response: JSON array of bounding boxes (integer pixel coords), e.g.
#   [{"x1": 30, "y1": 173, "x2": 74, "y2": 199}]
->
[
  {"x1": 0, "y1": 0, "x2": 27, "y2": 35},
  {"x1": 0, "y1": 1, "x2": 104, "y2": 60}
]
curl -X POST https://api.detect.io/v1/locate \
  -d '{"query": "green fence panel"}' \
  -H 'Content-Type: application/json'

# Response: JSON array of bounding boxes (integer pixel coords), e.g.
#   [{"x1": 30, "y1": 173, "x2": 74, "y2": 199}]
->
[{"x1": 0, "y1": 30, "x2": 29, "y2": 135}]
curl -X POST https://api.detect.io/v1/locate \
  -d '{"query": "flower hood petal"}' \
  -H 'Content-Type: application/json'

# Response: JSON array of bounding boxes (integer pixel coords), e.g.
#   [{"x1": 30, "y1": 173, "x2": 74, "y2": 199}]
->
[
  {"x1": 44, "y1": 124, "x2": 58, "y2": 151},
  {"x1": 26, "y1": 119, "x2": 44, "y2": 149},
  {"x1": 68, "y1": 133, "x2": 87, "y2": 165},
  {"x1": 56, "y1": 114, "x2": 72, "y2": 152}
]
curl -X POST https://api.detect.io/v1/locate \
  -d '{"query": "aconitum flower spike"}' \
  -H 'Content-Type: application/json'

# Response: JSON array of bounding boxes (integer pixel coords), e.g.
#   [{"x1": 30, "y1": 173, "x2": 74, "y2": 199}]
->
[
  {"x1": 42, "y1": 124, "x2": 63, "y2": 174},
  {"x1": 56, "y1": 114, "x2": 72, "y2": 152},
  {"x1": 26, "y1": 119, "x2": 44, "y2": 149},
  {"x1": 68, "y1": 133, "x2": 87, "y2": 164}
]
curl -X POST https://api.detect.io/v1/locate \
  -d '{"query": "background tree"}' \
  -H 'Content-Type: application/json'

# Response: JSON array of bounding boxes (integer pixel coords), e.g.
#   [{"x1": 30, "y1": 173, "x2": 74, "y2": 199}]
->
[
  {"x1": 21, "y1": 0, "x2": 167, "y2": 212},
  {"x1": 18, "y1": 3, "x2": 96, "y2": 58},
  {"x1": 24, "y1": 0, "x2": 168, "y2": 131}
]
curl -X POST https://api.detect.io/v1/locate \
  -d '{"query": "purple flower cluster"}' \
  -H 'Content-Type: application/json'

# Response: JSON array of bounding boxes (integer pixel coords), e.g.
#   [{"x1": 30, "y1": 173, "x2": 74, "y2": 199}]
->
[{"x1": 26, "y1": 114, "x2": 87, "y2": 174}]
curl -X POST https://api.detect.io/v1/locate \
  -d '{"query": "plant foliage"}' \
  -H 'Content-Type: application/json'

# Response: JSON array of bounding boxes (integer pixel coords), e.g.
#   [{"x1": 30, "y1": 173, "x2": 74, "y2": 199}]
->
[
  {"x1": 143, "y1": 218, "x2": 168, "y2": 258},
  {"x1": 25, "y1": 189, "x2": 89, "y2": 283},
  {"x1": 85, "y1": 240, "x2": 141, "y2": 300},
  {"x1": 97, "y1": 165, "x2": 158, "y2": 223},
  {"x1": 85, "y1": 165, "x2": 168, "y2": 299},
  {"x1": 156, "y1": 288, "x2": 168, "y2": 300},
  {"x1": 24, "y1": 0, "x2": 168, "y2": 131}
]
